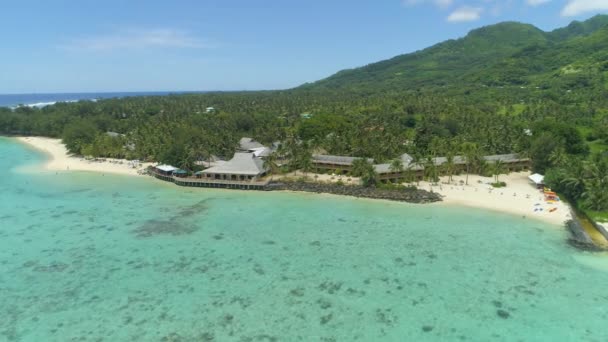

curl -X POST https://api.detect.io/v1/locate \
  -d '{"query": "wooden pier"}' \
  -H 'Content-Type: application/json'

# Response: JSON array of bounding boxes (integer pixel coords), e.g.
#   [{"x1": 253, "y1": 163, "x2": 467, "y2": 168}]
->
[{"x1": 149, "y1": 169, "x2": 270, "y2": 190}]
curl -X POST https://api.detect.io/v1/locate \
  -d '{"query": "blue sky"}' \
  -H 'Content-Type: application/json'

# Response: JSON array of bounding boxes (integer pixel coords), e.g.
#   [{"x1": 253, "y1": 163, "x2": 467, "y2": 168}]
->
[{"x1": 0, "y1": 0, "x2": 606, "y2": 93}]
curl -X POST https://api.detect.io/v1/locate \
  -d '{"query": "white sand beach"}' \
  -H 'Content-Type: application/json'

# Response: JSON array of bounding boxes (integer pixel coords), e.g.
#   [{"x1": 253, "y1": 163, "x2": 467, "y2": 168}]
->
[
  {"x1": 15, "y1": 136, "x2": 151, "y2": 177},
  {"x1": 419, "y1": 172, "x2": 571, "y2": 226},
  {"x1": 13, "y1": 137, "x2": 570, "y2": 225},
  {"x1": 278, "y1": 170, "x2": 570, "y2": 226}
]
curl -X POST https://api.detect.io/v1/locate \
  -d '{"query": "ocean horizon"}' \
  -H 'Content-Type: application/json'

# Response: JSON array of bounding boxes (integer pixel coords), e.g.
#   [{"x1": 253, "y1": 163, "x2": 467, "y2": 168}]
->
[
  {"x1": 0, "y1": 91, "x2": 212, "y2": 108},
  {"x1": 2, "y1": 136, "x2": 608, "y2": 341}
]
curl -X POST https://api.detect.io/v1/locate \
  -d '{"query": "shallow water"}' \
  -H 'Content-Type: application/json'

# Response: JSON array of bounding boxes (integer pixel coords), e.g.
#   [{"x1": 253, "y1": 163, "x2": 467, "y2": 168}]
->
[{"x1": 2, "y1": 137, "x2": 608, "y2": 341}]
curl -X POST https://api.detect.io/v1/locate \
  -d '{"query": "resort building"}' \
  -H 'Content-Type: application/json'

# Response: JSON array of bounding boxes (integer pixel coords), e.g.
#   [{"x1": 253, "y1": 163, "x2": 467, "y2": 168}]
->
[
  {"x1": 400, "y1": 153, "x2": 414, "y2": 165},
  {"x1": 374, "y1": 162, "x2": 424, "y2": 181},
  {"x1": 239, "y1": 137, "x2": 266, "y2": 151},
  {"x1": 238, "y1": 137, "x2": 274, "y2": 157},
  {"x1": 312, "y1": 155, "x2": 374, "y2": 174},
  {"x1": 482, "y1": 154, "x2": 530, "y2": 172},
  {"x1": 313, "y1": 153, "x2": 530, "y2": 181},
  {"x1": 201, "y1": 152, "x2": 268, "y2": 181},
  {"x1": 154, "y1": 164, "x2": 179, "y2": 176},
  {"x1": 195, "y1": 154, "x2": 223, "y2": 168}
]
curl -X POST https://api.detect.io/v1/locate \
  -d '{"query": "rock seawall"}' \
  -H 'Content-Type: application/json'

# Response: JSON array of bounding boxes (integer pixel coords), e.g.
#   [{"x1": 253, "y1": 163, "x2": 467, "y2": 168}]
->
[
  {"x1": 268, "y1": 181, "x2": 443, "y2": 204},
  {"x1": 591, "y1": 221, "x2": 608, "y2": 242},
  {"x1": 566, "y1": 217, "x2": 602, "y2": 251}
]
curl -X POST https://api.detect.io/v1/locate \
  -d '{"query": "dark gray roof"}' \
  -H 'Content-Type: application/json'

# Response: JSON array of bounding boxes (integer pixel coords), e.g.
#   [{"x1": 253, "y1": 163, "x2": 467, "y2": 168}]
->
[
  {"x1": 374, "y1": 162, "x2": 424, "y2": 174},
  {"x1": 373, "y1": 164, "x2": 392, "y2": 174},
  {"x1": 203, "y1": 153, "x2": 267, "y2": 176},
  {"x1": 400, "y1": 153, "x2": 414, "y2": 165},
  {"x1": 431, "y1": 156, "x2": 466, "y2": 166},
  {"x1": 239, "y1": 137, "x2": 265, "y2": 151},
  {"x1": 251, "y1": 147, "x2": 272, "y2": 157},
  {"x1": 312, "y1": 155, "x2": 373, "y2": 166},
  {"x1": 483, "y1": 154, "x2": 529, "y2": 163},
  {"x1": 430, "y1": 154, "x2": 528, "y2": 166},
  {"x1": 196, "y1": 154, "x2": 223, "y2": 168},
  {"x1": 314, "y1": 153, "x2": 528, "y2": 175}
]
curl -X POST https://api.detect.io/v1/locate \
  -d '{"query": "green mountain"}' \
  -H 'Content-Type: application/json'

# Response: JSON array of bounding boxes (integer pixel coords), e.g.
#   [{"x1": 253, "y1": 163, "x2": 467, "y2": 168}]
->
[
  {"x1": 548, "y1": 14, "x2": 608, "y2": 41},
  {"x1": 300, "y1": 15, "x2": 608, "y2": 94}
]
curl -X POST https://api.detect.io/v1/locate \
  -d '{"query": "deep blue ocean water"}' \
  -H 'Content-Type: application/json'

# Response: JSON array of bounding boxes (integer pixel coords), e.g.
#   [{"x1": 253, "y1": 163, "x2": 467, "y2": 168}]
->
[
  {"x1": 0, "y1": 91, "x2": 206, "y2": 108},
  {"x1": 2, "y1": 137, "x2": 608, "y2": 341}
]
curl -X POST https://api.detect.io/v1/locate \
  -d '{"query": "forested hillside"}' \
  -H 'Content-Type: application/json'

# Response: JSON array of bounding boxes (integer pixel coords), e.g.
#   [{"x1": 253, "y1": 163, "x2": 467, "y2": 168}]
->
[{"x1": 302, "y1": 15, "x2": 608, "y2": 98}]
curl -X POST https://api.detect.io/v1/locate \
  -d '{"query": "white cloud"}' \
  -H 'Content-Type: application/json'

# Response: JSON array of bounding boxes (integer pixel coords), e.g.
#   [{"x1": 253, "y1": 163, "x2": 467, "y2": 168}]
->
[
  {"x1": 488, "y1": 0, "x2": 514, "y2": 16},
  {"x1": 403, "y1": 0, "x2": 454, "y2": 9},
  {"x1": 561, "y1": 0, "x2": 608, "y2": 16},
  {"x1": 447, "y1": 6, "x2": 483, "y2": 22},
  {"x1": 526, "y1": 0, "x2": 551, "y2": 6},
  {"x1": 63, "y1": 28, "x2": 208, "y2": 51}
]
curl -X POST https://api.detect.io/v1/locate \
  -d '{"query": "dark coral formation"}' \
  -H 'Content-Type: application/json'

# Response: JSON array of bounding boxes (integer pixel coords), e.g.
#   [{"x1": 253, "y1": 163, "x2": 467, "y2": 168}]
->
[
  {"x1": 269, "y1": 181, "x2": 442, "y2": 204},
  {"x1": 132, "y1": 220, "x2": 198, "y2": 238},
  {"x1": 496, "y1": 309, "x2": 510, "y2": 319},
  {"x1": 32, "y1": 263, "x2": 68, "y2": 273},
  {"x1": 130, "y1": 199, "x2": 212, "y2": 238}
]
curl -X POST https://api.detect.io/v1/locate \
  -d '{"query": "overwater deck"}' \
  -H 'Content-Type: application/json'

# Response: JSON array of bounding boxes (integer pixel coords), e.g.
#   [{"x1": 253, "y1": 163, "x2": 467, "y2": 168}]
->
[{"x1": 149, "y1": 169, "x2": 270, "y2": 190}]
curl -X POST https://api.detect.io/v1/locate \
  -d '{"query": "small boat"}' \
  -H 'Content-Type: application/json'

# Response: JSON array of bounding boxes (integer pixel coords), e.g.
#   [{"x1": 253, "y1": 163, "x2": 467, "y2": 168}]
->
[{"x1": 549, "y1": 207, "x2": 557, "y2": 213}]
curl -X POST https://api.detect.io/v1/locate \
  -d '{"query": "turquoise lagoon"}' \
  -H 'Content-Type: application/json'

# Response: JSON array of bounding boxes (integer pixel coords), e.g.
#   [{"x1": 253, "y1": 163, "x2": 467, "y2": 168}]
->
[{"x1": 1, "y1": 137, "x2": 608, "y2": 341}]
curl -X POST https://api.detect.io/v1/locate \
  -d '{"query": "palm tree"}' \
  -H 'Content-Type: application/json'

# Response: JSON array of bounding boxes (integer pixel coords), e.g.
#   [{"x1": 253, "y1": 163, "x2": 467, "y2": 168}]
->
[
  {"x1": 411, "y1": 152, "x2": 425, "y2": 186},
  {"x1": 560, "y1": 160, "x2": 586, "y2": 200},
  {"x1": 429, "y1": 137, "x2": 445, "y2": 159},
  {"x1": 461, "y1": 142, "x2": 479, "y2": 185},
  {"x1": 352, "y1": 158, "x2": 377, "y2": 187},
  {"x1": 491, "y1": 160, "x2": 505, "y2": 183},
  {"x1": 580, "y1": 155, "x2": 608, "y2": 211},
  {"x1": 361, "y1": 164, "x2": 379, "y2": 187},
  {"x1": 549, "y1": 146, "x2": 568, "y2": 168},
  {"x1": 404, "y1": 165, "x2": 416, "y2": 184},
  {"x1": 263, "y1": 152, "x2": 280, "y2": 181},
  {"x1": 351, "y1": 158, "x2": 370, "y2": 177},
  {"x1": 389, "y1": 158, "x2": 404, "y2": 182},
  {"x1": 299, "y1": 150, "x2": 313, "y2": 176},
  {"x1": 477, "y1": 157, "x2": 489, "y2": 177},
  {"x1": 444, "y1": 153, "x2": 456, "y2": 183},
  {"x1": 282, "y1": 131, "x2": 300, "y2": 173},
  {"x1": 423, "y1": 156, "x2": 438, "y2": 183}
]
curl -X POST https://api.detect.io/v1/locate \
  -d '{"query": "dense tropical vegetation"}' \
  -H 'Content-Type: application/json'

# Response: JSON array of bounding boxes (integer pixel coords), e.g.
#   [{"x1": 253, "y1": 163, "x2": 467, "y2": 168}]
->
[{"x1": 1, "y1": 16, "x2": 607, "y2": 214}]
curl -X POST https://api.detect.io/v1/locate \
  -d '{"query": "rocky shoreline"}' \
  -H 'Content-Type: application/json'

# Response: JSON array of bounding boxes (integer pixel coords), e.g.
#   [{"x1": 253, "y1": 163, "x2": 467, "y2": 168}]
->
[
  {"x1": 268, "y1": 181, "x2": 443, "y2": 204},
  {"x1": 566, "y1": 219, "x2": 601, "y2": 251}
]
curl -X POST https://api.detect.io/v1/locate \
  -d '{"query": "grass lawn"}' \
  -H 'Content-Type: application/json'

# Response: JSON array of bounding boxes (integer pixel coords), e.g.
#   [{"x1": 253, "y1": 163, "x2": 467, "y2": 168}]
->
[
  {"x1": 577, "y1": 126, "x2": 608, "y2": 154},
  {"x1": 584, "y1": 209, "x2": 608, "y2": 223},
  {"x1": 497, "y1": 103, "x2": 526, "y2": 116}
]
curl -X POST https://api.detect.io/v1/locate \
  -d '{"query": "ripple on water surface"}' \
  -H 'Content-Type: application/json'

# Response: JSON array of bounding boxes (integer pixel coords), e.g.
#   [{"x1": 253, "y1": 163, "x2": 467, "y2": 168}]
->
[{"x1": 2, "y1": 137, "x2": 608, "y2": 341}]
